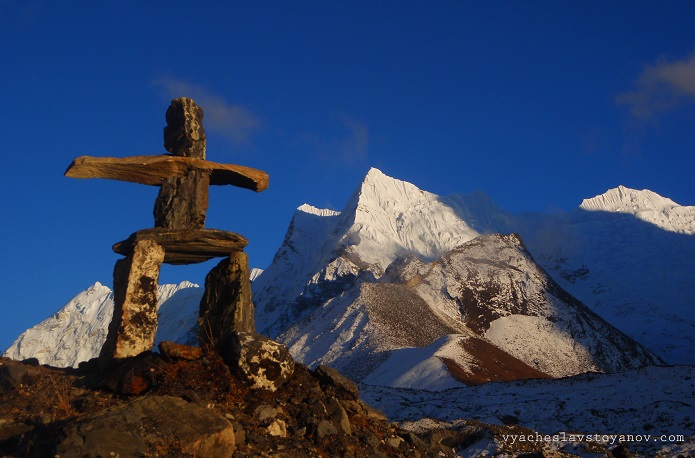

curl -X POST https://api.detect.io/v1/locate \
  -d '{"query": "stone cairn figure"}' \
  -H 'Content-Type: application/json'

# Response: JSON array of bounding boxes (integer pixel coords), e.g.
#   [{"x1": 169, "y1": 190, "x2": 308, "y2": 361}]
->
[{"x1": 66, "y1": 98, "x2": 268, "y2": 366}]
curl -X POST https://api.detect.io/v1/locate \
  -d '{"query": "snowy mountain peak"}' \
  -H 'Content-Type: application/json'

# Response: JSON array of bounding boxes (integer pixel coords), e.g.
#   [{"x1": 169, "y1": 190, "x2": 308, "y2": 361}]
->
[
  {"x1": 580, "y1": 185, "x2": 679, "y2": 213},
  {"x1": 4, "y1": 282, "x2": 203, "y2": 368},
  {"x1": 337, "y1": 168, "x2": 480, "y2": 268},
  {"x1": 86, "y1": 281, "x2": 109, "y2": 293},
  {"x1": 354, "y1": 167, "x2": 424, "y2": 206},
  {"x1": 296, "y1": 203, "x2": 341, "y2": 217},
  {"x1": 579, "y1": 185, "x2": 695, "y2": 234}
]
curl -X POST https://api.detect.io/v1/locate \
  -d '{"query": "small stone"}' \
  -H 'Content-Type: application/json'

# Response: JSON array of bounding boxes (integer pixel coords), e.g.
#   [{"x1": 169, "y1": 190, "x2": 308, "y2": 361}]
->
[
  {"x1": 315, "y1": 364, "x2": 359, "y2": 400},
  {"x1": 21, "y1": 358, "x2": 40, "y2": 366},
  {"x1": 500, "y1": 414, "x2": 519, "y2": 425},
  {"x1": 267, "y1": 419, "x2": 287, "y2": 437},
  {"x1": 360, "y1": 431, "x2": 381, "y2": 448},
  {"x1": 403, "y1": 432, "x2": 427, "y2": 449},
  {"x1": 121, "y1": 373, "x2": 150, "y2": 395},
  {"x1": 0, "y1": 361, "x2": 29, "y2": 391},
  {"x1": 0, "y1": 423, "x2": 35, "y2": 444},
  {"x1": 158, "y1": 341, "x2": 202, "y2": 361},
  {"x1": 386, "y1": 436, "x2": 405, "y2": 449},
  {"x1": 316, "y1": 419, "x2": 337, "y2": 438},
  {"x1": 232, "y1": 421, "x2": 245, "y2": 445},
  {"x1": 326, "y1": 397, "x2": 351, "y2": 435},
  {"x1": 254, "y1": 405, "x2": 278, "y2": 422},
  {"x1": 609, "y1": 445, "x2": 634, "y2": 458},
  {"x1": 220, "y1": 332, "x2": 294, "y2": 392}
]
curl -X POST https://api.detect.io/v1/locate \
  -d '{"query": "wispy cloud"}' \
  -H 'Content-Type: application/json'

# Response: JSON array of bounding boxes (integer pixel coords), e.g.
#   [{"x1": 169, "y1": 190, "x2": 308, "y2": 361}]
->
[
  {"x1": 338, "y1": 114, "x2": 369, "y2": 163},
  {"x1": 298, "y1": 113, "x2": 370, "y2": 166},
  {"x1": 153, "y1": 77, "x2": 261, "y2": 145},
  {"x1": 617, "y1": 51, "x2": 695, "y2": 120}
]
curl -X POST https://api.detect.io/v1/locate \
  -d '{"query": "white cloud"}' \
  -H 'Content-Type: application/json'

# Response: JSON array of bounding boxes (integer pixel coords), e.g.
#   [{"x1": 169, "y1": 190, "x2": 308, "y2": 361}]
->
[
  {"x1": 153, "y1": 77, "x2": 261, "y2": 144},
  {"x1": 618, "y1": 51, "x2": 695, "y2": 119},
  {"x1": 338, "y1": 114, "x2": 369, "y2": 163}
]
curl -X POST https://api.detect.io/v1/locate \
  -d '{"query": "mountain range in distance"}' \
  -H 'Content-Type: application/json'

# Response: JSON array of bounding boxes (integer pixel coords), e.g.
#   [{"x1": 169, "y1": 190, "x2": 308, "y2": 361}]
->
[
  {"x1": 6, "y1": 167, "x2": 694, "y2": 455},
  {"x1": 6, "y1": 167, "x2": 694, "y2": 378}
]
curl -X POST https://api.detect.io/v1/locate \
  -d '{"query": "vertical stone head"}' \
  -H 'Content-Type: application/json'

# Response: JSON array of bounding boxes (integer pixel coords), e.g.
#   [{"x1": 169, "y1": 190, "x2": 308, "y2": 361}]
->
[{"x1": 164, "y1": 97, "x2": 206, "y2": 159}]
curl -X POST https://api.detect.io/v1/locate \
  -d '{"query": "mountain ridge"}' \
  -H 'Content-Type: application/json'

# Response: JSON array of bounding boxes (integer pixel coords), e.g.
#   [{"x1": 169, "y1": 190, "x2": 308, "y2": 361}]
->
[{"x1": 5, "y1": 168, "x2": 694, "y2": 371}]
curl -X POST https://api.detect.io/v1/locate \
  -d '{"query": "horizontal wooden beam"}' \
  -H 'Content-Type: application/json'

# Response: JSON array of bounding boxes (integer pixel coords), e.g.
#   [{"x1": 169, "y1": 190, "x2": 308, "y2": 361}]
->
[
  {"x1": 113, "y1": 228, "x2": 249, "y2": 265},
  {"x1": 65, "y1": 155, "x2": 269, "y2": 192}
]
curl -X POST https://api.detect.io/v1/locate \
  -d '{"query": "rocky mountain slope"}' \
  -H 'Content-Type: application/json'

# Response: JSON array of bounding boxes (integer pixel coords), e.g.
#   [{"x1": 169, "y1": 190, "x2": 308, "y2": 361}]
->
[
  {"x1": 255, "y1": 168, "x2": 695, "y2": 367},
  {"x1": 0, "y1": 349, "x2": 494, "y2": 457},
  {"x1": 272, "y1": 231, "x2": 661, "y2": 389}
]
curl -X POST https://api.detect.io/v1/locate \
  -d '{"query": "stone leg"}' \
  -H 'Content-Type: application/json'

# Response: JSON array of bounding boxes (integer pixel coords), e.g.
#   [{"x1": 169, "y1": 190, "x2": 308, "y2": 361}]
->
[
  {"x1": 99, "y1": 239, "x2": 165, "y2": 366},
  {"x1": 199, "y1": 251, "x2": 255, "y2": 351}
]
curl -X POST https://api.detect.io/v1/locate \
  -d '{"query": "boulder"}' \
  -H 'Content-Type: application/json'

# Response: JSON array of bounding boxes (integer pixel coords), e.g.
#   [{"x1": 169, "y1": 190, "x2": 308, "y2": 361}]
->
[
  {"x1": 316, "y1": 419, "x2": 337, "y2": 438},
  {"x1": 314, "y1": 364, "x2": 360, "y2": 401},
  {"x1": 0, "y1": 359, "x2": 30, "y2": 391},
  {"x1": 158, "y1": 341, "x2": 203, "y2": 361},
  {"x1": 56, "y1": 395, "x2": 235, "y2": 457},
  {"x1": 199, "y1": 252, "x2": 255, "y2": 350},
  {"x1": 99, "y1": 239, "x2": 164, "y2": 365},
  {"x1": 221, "y1": 332, "x2": 294, "y2": 392},
  {"x1": 267, "y1": 419, "x2": 288, "y2": 437},
  {"x1": 326, "y1": 397, "x2": 352, "y2": 435},
  {"x1": 96, "y1": 351, "x2": 161, "y2": 395}
]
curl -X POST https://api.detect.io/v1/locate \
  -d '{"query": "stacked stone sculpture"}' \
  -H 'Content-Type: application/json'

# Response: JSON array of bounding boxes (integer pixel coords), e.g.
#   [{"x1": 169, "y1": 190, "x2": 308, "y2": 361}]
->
[{"x1": 65, "y1": 98, "x2": 268, "y2": 366}]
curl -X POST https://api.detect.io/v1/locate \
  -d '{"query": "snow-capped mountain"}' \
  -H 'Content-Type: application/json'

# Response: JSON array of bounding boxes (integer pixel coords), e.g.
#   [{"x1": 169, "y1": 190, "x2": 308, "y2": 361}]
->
[
  {"x1": 252, "y1": 168, "x2": 479, "y2": 337},
  {"x1": 264, "y1": 227, "x2": 661, "y2": 387},
  {"x1": 5, "y1": 167, "x2": 694, "y2": 377},
  {"x1": 384, "y1": 234, "x2": 660, "y2": 376},
  {"x1": 579, "y1": 184, "x2": 695, "y2": 234},
  {"x1": 4, "y1": 167, "x2": 693, "y2": 455},
  {"x1": 254, "y1": 169, "x2": 695, "y2": 371},
  {"x1": 4, "y1": 281, "x2": 202, "y2": 368}
]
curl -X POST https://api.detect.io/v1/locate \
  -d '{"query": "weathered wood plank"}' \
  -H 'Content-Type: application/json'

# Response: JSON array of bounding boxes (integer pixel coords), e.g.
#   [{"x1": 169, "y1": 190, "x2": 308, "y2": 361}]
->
[
  {"x1": 65, "y1": 155, "x2": 269, "y2": 192},
  {"x1": 113, "y1": 228, "x2": 248, "y2": 265}
]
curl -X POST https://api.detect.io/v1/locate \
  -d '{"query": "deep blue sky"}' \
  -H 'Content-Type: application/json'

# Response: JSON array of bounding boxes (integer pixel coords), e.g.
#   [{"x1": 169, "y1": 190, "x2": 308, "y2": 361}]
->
[{"x1": 2, "y1": 1, "x2": 695, "y2": 352}]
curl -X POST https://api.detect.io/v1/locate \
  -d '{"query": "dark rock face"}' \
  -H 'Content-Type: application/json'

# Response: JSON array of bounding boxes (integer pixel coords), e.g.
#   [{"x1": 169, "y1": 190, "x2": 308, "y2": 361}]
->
[
  {"x1": 56, "y1": 395, "x2": 235, "y2": 457},
  {"x1": 164, "y1": 97, "x2": 206, "y2": 159},
  {"x1": 154, "y1": 169, "x2": 210, "y2": 230},
  {"x1": 221, "y1": 332, "x2": 294, "y2": 392},
  {"x1": 199, "y1": 252, "x2": 255, "y2": 350},
  {"x1": 99, "y1": 240, "x2": 164, "y2": 365}
]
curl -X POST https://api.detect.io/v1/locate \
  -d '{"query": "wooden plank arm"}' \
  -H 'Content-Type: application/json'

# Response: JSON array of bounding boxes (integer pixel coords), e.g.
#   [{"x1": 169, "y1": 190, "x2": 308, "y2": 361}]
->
[{"x1": 65, "y1": 155, "x2": 269, "y2": 192}]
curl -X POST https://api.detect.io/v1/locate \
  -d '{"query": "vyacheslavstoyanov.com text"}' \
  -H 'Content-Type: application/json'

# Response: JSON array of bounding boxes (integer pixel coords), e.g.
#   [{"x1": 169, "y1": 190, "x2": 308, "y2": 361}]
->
[{"x1": 501, "y1": 432, "x2": 686, "y2": 446}]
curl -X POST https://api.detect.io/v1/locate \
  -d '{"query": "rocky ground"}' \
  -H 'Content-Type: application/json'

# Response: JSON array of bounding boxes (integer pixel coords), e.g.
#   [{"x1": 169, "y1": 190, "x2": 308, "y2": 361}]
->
[{"x1": 0, "y1": 344, "x2": 639, "y2": 457}]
